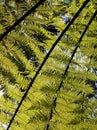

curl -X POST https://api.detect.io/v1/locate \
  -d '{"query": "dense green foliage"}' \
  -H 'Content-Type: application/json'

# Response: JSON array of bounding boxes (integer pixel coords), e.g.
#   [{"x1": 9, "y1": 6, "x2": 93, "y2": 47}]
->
[{"x1": 0, "y1": 0, "x2": 97, "y2": 129}]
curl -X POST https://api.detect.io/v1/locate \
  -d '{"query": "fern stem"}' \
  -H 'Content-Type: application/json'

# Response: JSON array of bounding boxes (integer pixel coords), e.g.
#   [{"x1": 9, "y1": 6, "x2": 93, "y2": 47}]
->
[
  {"x1": 0, "y1": 0, "x2": 45, "y2": 41},
  {"x1": 45, "y1": 10, "x2": 97, "y2": 130},
  {"x1": 6, "y1": 0, "x2": 91, "y2": 129}
]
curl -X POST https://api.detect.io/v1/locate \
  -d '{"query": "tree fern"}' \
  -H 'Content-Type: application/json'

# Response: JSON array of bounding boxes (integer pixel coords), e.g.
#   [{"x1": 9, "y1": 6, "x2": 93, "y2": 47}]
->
[{"x1": 0, "y1": 0, "x2": 97, "y2": 130}]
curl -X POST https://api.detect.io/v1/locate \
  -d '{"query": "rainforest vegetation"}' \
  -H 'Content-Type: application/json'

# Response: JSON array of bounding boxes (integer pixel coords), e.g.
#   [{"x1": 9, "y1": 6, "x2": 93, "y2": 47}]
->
[{"x1": 0, "y1": 0, "x2": 97, "y2": 129}]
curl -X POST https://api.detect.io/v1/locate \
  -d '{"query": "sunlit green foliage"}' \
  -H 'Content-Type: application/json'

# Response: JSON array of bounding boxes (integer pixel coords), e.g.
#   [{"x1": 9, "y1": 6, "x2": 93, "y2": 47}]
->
[{"x1": 0, "y1": 0, "x2": 97, "y2": 130}]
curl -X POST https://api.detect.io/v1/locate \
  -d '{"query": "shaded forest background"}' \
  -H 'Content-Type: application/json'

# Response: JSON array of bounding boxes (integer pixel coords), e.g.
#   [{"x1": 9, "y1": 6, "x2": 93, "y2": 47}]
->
[{"x1": 0, "y1": 0, "x2": 97, "y2": 129}]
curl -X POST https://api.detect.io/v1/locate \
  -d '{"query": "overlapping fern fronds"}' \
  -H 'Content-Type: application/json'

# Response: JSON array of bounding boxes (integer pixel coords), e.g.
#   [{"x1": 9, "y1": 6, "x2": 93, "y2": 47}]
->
[{"x1": 0, "y1": 0, "x2": 97, "y2": 130}]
